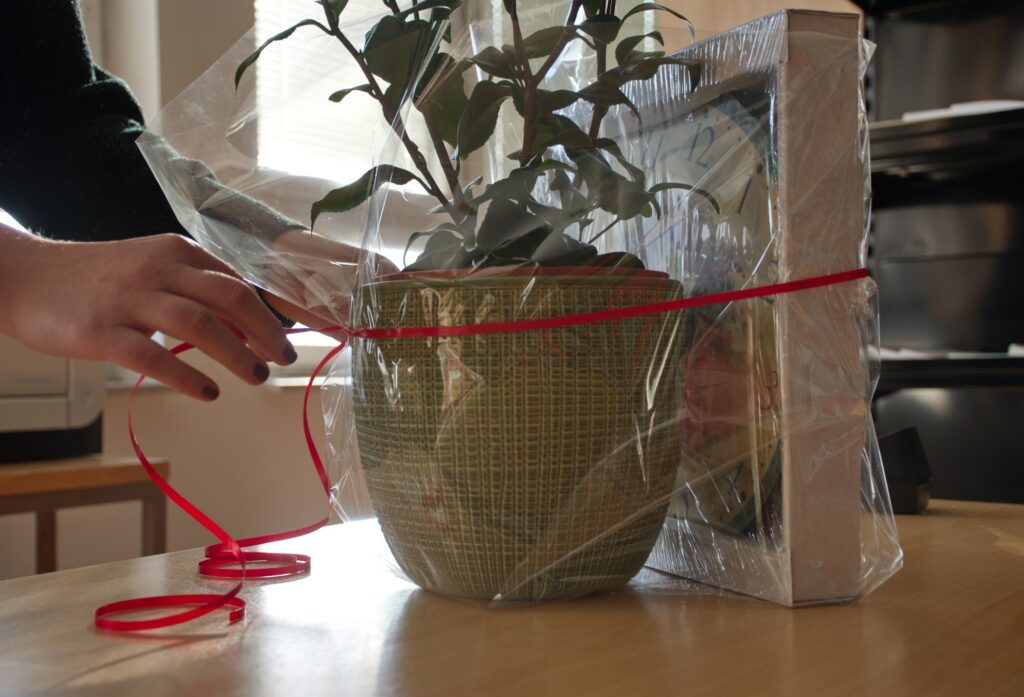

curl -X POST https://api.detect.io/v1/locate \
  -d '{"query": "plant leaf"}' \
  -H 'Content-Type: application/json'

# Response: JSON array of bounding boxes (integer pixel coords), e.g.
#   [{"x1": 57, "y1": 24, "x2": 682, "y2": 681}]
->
[
  {"x1": 235, "y1": 19, "x2": 327, "y2": 88},
  {"x1": 317, "y1": 0, "x2": 348, "y2": 25},
  {"x1": 597, "y1": 176, "x2": 654, "y2": 218},
  {"x1": 582, "y1": 0, "x2": 603, "y2": 18},
  {"x1": 471, "y1": 45, "x2": 519, "y2": 79},
  {"x1": 601, "y1": 55, "x2": 701, "y2": 89},
  {"x1": 621, "y1": 2, "x2": 694, "y2": 30},
  {"x1": 510, "y1": 86, "x2": 580, "y2": 117},
  {"x1": 522, "y1": 26, "x2": 567, "y2": 59},
  {"x1": 593, "y1": 137, "x2": 645, "y2": 183},
  {"x1": 311, "y1": 166, "x2": 425, "y2": 225},
  {"x1": 415, "y1": 55, "x2": 471, "y2": 147},
  {"x1": 328, "y1": 83, "x2": 373, "y2": 103},
  {"x1": 578, "y1": 81, "x2": 641, "y2": 123},
  {"x1": 395, "y1": 0, "x2": 462, "y2": 19},
  {"x1": 477, "y1": 199, "x2": 550, "y2": 254},
  {"x1": 457, "y1": 80, "x2": 513, "y2": 159},
  {"x1": 403, "y1": 224, "x2": 464, "y2": 267},
  {"x1": 577, "y1": 14, "x2": 622, "y2": 44},
  {"x1": 363, "y1": 16, "x2": 433, "y2": 85},
  {"x1": 615, "y1": 31, "x2": 663, "y2": 65}
]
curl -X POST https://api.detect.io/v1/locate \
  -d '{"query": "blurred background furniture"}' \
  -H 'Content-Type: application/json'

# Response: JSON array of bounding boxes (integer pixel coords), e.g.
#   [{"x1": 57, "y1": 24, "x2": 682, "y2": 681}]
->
[
  {"x1": 0, "y1": 456, "x2": 168, "y2": 573},
  {"x1": 855, "y1": 0, "x2": 1024, "y2": 504}
]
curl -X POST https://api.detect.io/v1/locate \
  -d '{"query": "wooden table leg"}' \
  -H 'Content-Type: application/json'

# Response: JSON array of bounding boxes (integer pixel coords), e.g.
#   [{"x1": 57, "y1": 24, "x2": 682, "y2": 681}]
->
[
  {"x1": 141, "y1": 492, "x2": 167, "y2": 556},
  {"x1": 35, "y1": 510, "x2": 57, "y2": 574}
]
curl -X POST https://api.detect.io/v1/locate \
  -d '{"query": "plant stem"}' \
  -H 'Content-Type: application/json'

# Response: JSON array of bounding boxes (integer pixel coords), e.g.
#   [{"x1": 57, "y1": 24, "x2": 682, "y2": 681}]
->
[
  {"x1": 587, "y1": 216, "x2": 619, "y2": 245},
  {"x1": 331, "y1": 27, "x2": 459, "y2": 221},
  {"x1": 423, "y1": 113, "x2": 471, "y2": 220},
  {"x1": 531, "y1": 0, "x2": 584, "y2": 86},
  {"x1": 569, "y1": 38, "x2": 607, "y2": 192},
  {"x1": 508, "y1": 2, "x2": 537, "y2": 166},
  {"x1": 516, "y1": 0, "x2": 584, "y2": 166},
  {"x1": 587, "y1": 41, "x2": 608, "y2": 140}
]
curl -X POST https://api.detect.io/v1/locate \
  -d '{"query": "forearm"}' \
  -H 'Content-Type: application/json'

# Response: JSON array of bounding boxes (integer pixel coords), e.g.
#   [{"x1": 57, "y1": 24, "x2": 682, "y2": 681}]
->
[{"x1": 0, "y1": 224, "x2": 50, "y2": 337}]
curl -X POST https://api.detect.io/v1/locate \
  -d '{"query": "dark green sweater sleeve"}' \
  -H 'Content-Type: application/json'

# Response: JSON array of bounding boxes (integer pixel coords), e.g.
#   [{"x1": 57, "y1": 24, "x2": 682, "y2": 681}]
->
[
  {"x1": 0, "y1": 0, "x2": 185, "y2": 240},
  {"x1": 0, "y1": 0, "x2": 302, "y2": 244}
]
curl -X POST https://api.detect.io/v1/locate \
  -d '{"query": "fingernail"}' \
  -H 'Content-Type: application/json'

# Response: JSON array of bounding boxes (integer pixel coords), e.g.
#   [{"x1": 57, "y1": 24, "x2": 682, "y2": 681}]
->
[
  {"x1": 254, "y1": 363, "x2": 270, "y2": 383},
  {"x1": 202, "y1": 385, "x2": 220, "y2": 401},
  {"x1": 283, "y1": 343, "x2": 298, "y2": 365}
]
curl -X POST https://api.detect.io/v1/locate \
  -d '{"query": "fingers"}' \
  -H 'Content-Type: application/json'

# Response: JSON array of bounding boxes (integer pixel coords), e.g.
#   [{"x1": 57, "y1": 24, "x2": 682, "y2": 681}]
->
[
  {"x1": 106, "y1": 329, "x2": 221, "y2": 401},
  {"x1": 371, "y1": 252, "x2": 400, "y2": 278},
  {"x1": 262, "y1": 292, "x2": 345, "y2": 332},
  {"x1": 143, "y1": 293, "x2": 274, "y2": 388},
  {"x1": 172, "y1": 267, "x2": 296, "y2": 365}
]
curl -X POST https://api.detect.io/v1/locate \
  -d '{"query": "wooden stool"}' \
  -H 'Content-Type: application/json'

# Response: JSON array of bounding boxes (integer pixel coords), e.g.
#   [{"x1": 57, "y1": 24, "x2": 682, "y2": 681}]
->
[{"x1": 0, "y1": 456, "x2": 169, "y2": 574}]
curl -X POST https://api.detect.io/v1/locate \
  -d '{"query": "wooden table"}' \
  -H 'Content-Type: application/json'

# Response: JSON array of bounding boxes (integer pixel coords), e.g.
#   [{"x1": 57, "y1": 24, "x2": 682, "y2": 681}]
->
[
  {"x1": 0, "y1": 456, "x2": 169, "y2": 573},
  {"x1": 0, "y1": 500, "x2": 1021, "y2": 696}
]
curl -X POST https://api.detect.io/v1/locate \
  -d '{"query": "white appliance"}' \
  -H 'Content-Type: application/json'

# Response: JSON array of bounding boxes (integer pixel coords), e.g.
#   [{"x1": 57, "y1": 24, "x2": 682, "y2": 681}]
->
[{"x1": 0, "y1": 335, "x2": 105, "y2": 461}]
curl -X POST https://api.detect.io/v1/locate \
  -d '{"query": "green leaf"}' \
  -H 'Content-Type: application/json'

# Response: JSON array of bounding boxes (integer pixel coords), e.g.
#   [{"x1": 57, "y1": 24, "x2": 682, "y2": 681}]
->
[
  {"x1": 582, "y1": 0, "x2": 603, "y2": 18},
  {"x1": 471, "y1": 45, "x2": 519, "y2": 79},
  {"x1": 513, "y1": 114, "x2": 595, "y2": 159},
  {"x1": 522, "y1": 26, "x2": 567, "y2": 59},
  {"x1": 577, "y1": 14, "x2": 622, "y2": 44},
  {"x1": 477, "y1": 199, "x2": 550, "y2": 255},
  {"x1": 317, "y1": 0, "x2": 348, "y2": 25},
  {"x1": 597, "y1": 176, "x2": 654, "y2": 218},
  {"x1": 235, "y1": 19, "x2": 327, "y2": 88},
  {"x1": 621, "y1": 3, "x2": 695, "y2": 35},
  {"x1": 403, "y1": 224, "x2": 463, "y2": 267},
  {"x1": 601, "y1": 56, "x2": 701, "y2": 89},
  {"x1": 415, "y1": 55, "x2": 471, "y2": 147},
  {"x1": 363, "y1": 16, "x2": 433, "y2": 85},
  {"x1": 615, "y1": 31, "x2": 663, "y2": 65},
  {"x1": 470, "y1": 170, "x2": 536, "y2": 206},
  {"x1": 578, "y1": 81, "x2": 641, "y2": 122},
  {"x1": 593, "y1": 137, "x2": 645, "y2": 183},
  {"x1": 457, "y1": 81, "x2": 513, "y2": 159},
  {"x1": 510, "y1": 86, "x2": 580, "y2": 118},
  {"x1": 649, "y1": 182, "x2": 721, "y2": 213},
  {"x1": 328, "y1": 84, "x2": 373, "y2": 103},
  {"x1": 395, "y1": 0, "x2": 462, "y2": 19},
  {"x1": 311, "y1": 166, "x2": 425, "y2": 226},
  {"x1": 381, "y1": 81, "x2": 408, "y2": 119},
  {"x1": 568, "y1": 147, "x2": 618, "y2": 191}
]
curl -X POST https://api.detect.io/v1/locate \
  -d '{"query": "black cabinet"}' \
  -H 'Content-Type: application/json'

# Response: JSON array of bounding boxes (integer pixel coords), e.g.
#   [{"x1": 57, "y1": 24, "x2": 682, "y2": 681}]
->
[{"x1": 863, "y1": 0, "x2": 1024, "y2": 503}]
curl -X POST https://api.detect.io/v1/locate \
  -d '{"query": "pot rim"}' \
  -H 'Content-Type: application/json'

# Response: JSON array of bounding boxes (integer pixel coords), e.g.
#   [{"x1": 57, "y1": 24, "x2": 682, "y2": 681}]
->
[{"x1": 370, "y1": 265, "x2": 675, "y2": 290}]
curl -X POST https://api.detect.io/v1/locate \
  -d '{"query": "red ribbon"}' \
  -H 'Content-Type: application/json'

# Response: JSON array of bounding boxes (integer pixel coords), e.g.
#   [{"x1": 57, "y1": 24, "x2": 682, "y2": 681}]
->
[
  {"x1": 93, "y1": 267, "x2": 868, "y2": 632},
  {"x1": 94, "y1": 341, "x2": 342, "y2": 632}
]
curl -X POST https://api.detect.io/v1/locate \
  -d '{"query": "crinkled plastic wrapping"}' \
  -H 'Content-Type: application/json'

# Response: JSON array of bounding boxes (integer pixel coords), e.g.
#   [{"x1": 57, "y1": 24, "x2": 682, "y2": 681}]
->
[{"x1": 140, "y1": 4, "x2": 901, "y2": 607}]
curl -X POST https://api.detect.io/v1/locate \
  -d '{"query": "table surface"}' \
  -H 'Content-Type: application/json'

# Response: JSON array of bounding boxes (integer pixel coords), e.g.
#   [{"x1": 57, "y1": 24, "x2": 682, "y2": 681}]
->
[{"x1": 1, "y1": 499, "x2": 1022, "y2": 697}]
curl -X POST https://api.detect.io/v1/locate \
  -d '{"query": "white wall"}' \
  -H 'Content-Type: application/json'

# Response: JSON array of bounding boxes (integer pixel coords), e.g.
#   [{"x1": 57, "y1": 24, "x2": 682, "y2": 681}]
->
[{"x1": 665, "y1": 0, "x2": 858, "y2": 32}]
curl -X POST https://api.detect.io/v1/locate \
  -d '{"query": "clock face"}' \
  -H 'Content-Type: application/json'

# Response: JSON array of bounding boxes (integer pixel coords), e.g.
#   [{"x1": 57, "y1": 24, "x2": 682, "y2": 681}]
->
[
  {"x1": 627, "y1": 81, "x2": 785, "y2": 540},
  {"x1": 635, "y1": 85, "x2": 776, "y2": 291}
]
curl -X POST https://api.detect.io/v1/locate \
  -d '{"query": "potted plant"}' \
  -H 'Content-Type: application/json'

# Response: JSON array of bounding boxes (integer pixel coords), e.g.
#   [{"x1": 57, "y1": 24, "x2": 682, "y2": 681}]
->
[{"x1": 240, "y1": 0, "x2": 710, "y2": 600}]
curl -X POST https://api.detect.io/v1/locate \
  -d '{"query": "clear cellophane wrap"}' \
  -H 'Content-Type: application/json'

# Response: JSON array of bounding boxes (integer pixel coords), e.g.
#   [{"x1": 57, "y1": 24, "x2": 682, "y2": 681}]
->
[{"x1": 140, "y1": 2, "x2": 901, "y2": 607}]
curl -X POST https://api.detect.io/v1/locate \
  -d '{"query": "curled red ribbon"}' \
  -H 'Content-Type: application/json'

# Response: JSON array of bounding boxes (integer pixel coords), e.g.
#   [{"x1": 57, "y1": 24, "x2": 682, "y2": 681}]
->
[
  {"x1": 94, "y1": 267, "x2": 868, "y2": 632},
  {"x1": 94, "y1": 340, "x2": 342, "y2": 632}
]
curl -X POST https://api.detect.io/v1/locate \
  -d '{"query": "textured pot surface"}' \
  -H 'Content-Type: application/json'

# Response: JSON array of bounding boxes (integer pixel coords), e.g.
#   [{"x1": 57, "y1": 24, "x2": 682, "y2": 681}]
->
[{"x1": 353, "y1": 272, "x2": 684, "y2": 601}]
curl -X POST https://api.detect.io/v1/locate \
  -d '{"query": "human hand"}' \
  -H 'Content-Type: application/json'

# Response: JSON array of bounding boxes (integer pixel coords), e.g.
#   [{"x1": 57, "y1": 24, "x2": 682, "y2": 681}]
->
[
  {"x1": 0, "y1": 228, "x2": 297, "y2": 400},
  {"x1": 260, "y1": 229, "x2": 399, "y2": 332}
]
